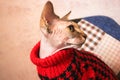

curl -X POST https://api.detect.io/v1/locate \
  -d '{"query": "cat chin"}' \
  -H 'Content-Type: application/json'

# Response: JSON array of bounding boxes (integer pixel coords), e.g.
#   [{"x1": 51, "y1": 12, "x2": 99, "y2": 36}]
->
[{"x1": 52, "y1": 44, "x2": 77, "y2": 54}]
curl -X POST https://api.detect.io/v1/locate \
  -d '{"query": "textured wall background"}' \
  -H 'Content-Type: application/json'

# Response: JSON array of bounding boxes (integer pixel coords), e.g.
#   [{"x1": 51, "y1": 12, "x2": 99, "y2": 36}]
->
[{"x1": 0, "y1": 0, "x2": 120, "y2": 80}]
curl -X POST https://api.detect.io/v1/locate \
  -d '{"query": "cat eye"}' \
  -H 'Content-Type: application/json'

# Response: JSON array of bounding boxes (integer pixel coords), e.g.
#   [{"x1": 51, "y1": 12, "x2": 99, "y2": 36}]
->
[{"x1": 68, "y1": 25, "x2": 75, "y2": 32}]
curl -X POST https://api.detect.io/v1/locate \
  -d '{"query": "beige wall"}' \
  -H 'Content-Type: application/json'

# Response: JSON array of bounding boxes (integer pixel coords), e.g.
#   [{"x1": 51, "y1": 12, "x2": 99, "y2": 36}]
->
[{"x1": 0, "y1": 0, "x2": 120, "y2": 80}]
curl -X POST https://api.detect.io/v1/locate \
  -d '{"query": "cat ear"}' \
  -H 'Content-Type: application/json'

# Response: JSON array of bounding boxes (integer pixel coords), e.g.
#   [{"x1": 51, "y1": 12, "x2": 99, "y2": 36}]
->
[
  {"x1": 40, "y1": 1, "x2": 59, "y2": 28},
  {"x1": 61, "y1": 11, "x2": 71, "y2": 20}
]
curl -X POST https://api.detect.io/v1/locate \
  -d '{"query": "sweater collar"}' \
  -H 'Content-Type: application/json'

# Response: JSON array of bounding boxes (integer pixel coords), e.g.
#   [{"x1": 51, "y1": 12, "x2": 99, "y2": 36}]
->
[{"x1": 30, "y1": 42, "x2": 75, "y2": 67}]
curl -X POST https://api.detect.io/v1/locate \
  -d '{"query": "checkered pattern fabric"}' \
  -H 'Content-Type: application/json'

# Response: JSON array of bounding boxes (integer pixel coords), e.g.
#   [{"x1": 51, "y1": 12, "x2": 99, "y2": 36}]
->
[
  {"x1": 78, "y1": 19, "x2": 105, "y2": 51},
  {"x1": 93, "y1": 34, "x2": 120, "y2": 74},
  {"x1": 77, "y1": 19, "x2": 120, "y2": 74}
]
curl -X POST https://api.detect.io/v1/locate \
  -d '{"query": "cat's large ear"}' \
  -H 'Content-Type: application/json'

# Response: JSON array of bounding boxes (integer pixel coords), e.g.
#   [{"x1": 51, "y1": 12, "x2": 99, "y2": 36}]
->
[
  {"x1": 40, "y1": 1, "x2": 59, "y2": 29},
  {"x1": 61, "y1": 11, "x2": 71, "y2": 20}
]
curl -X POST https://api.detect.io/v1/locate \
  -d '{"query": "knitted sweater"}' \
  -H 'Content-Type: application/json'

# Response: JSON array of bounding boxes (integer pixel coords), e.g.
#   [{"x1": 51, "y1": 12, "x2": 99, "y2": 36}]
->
[{"x1": 30, "y1": 42, "x2": 118, "y2": 80}]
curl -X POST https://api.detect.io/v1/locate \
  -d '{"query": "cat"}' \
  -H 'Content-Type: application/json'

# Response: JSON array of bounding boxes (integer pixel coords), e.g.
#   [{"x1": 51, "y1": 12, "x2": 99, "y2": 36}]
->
[{"x1": 30, "y1": 1, "x2": 118, "y2": 80}]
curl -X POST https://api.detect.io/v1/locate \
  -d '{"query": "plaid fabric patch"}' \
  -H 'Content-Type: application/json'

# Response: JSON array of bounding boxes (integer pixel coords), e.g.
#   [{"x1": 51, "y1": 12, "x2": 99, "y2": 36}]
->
[
  {"x1": 78, "y1": 19, "x2": 105, "y2": 51},
  {"x1": 77, "y1": 19, "x2": 120, "y2": 75},
  {"x1": 92, "y1": 34, "x2": 120, "y2": 74}
]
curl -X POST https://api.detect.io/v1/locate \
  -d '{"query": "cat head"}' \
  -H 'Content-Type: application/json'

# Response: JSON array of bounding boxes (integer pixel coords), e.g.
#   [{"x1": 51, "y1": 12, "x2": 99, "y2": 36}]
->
[{"x1": 40, "y1": 1, "x2": 87, "y2": 49}]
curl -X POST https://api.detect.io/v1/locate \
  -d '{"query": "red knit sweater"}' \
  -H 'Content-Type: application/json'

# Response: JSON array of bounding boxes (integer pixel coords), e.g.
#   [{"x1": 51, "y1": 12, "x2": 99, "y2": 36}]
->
[{"x1": 30, "y1": 42, "x2": 118, "y2": 80}]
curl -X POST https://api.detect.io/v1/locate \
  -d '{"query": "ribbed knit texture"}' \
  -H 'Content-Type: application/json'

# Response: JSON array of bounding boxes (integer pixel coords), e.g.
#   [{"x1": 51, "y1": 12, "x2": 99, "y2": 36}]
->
[{"x1": 30, "y1": 42, "x2": 118, "y2": 80}]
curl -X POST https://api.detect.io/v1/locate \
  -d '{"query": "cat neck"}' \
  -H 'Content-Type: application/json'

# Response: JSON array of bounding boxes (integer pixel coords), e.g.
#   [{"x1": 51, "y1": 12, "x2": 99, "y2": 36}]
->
[
  {"x1": 39, "y1": 35, "x2": 76, "y2": 58},
  {"x1": 39, "y1": 35, "x2": 57, "y2": 58}
]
